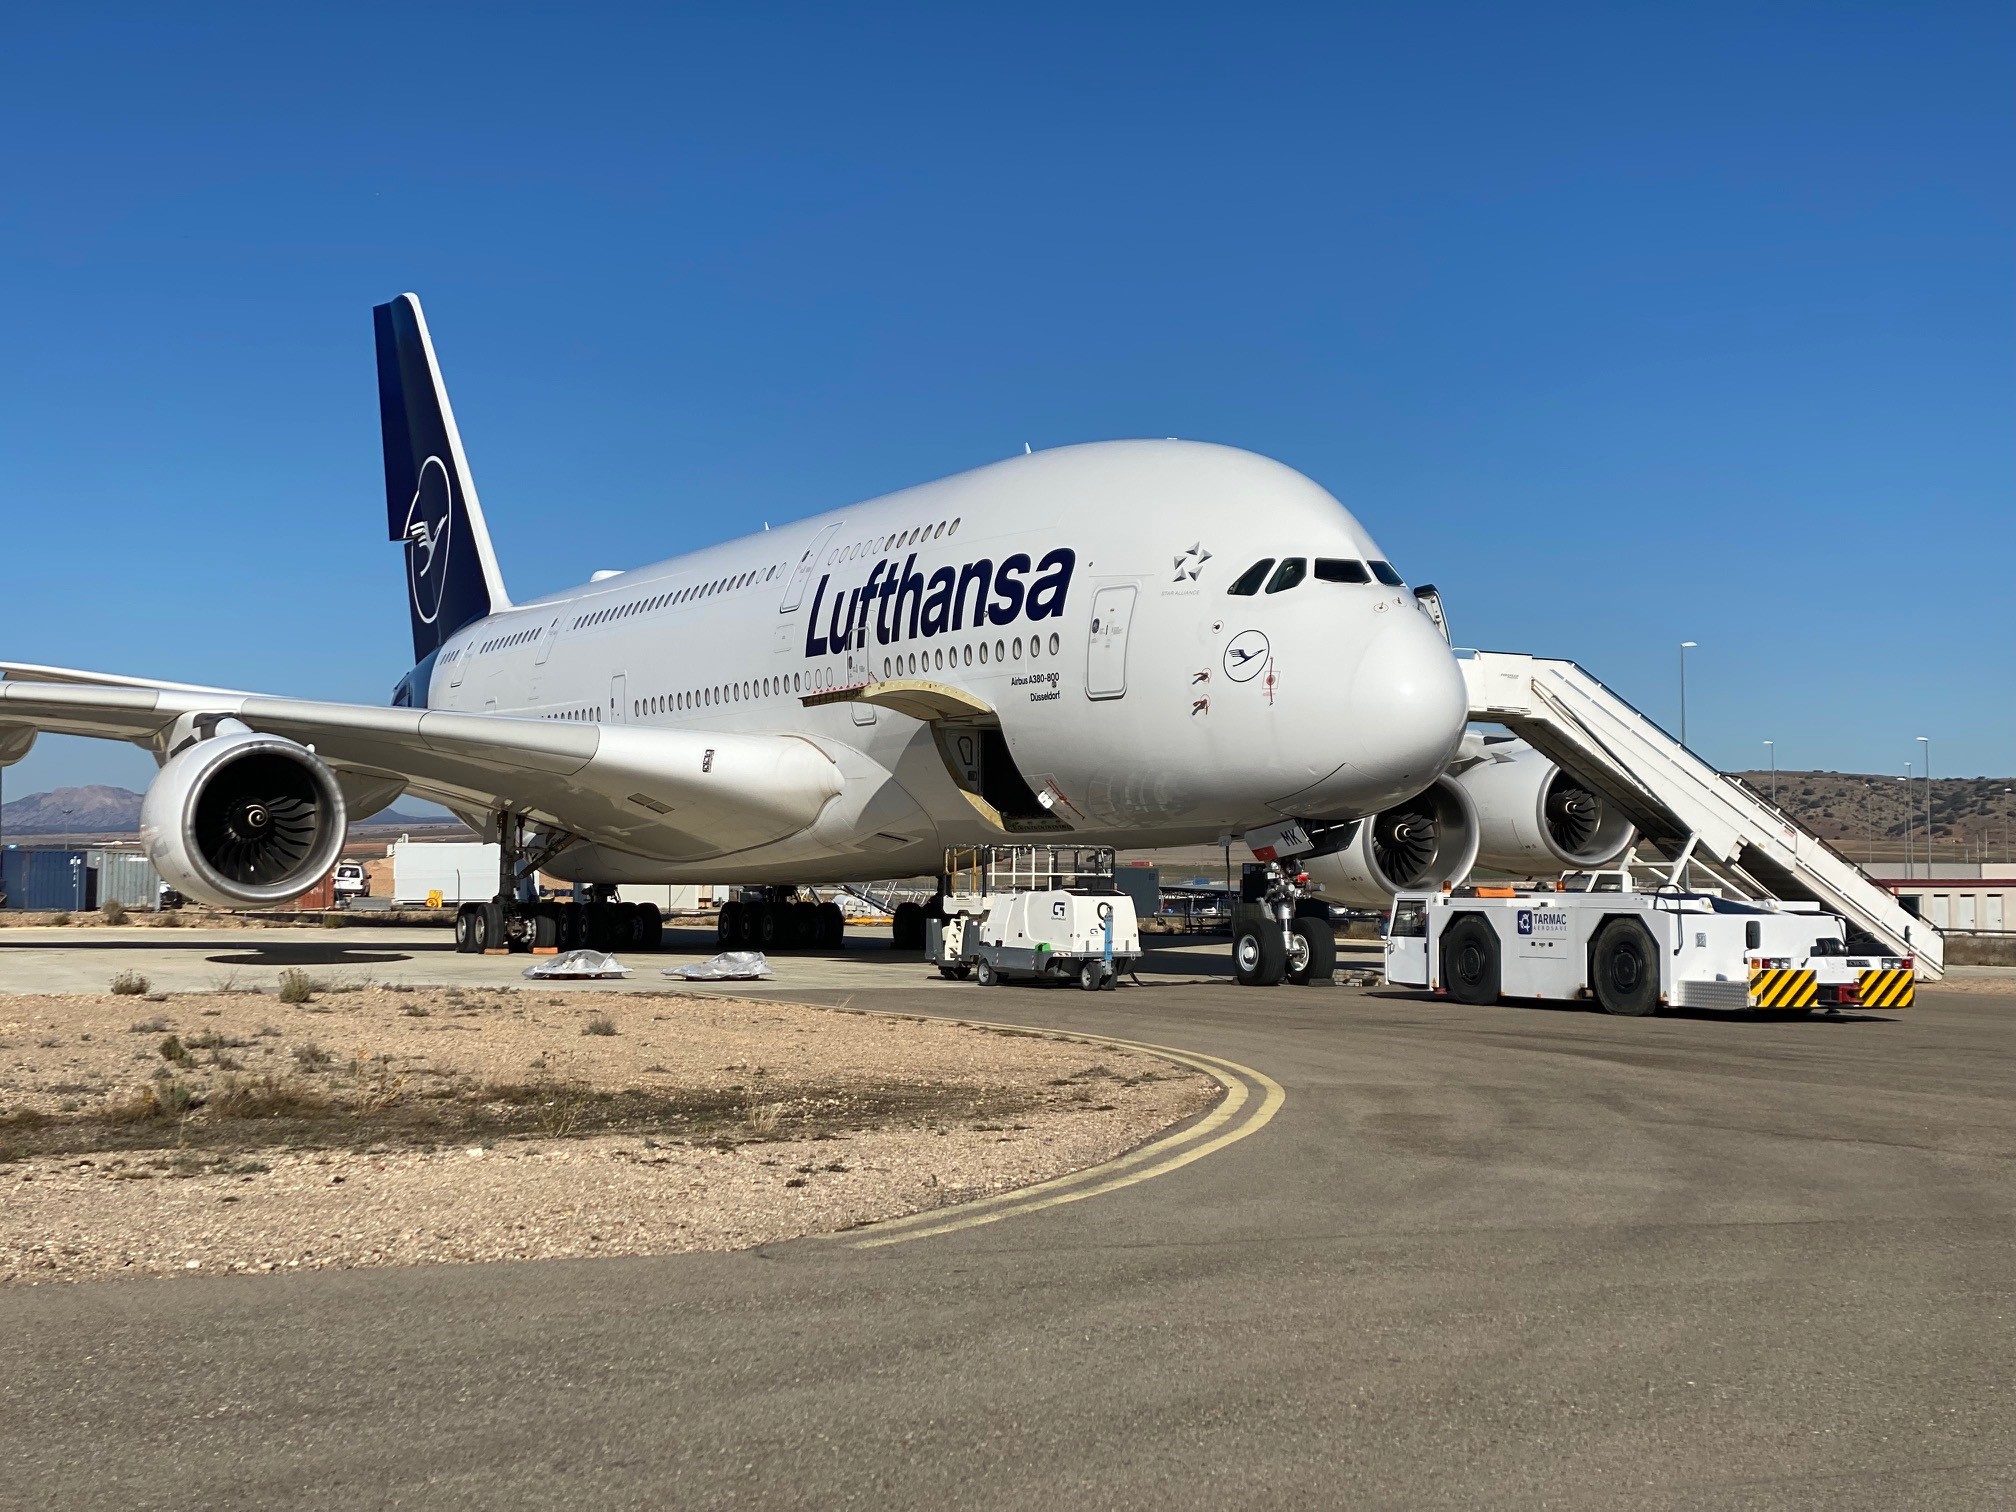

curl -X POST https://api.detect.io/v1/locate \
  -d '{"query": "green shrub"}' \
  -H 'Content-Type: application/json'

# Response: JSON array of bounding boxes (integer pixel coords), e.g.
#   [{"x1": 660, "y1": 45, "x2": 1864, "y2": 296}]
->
[
  {"x1": 158, "y1": 1034, "x2": 192, "y2": 1065},
  {"x1": 101, "y1": 900, "x2": 129, "y2": 926},
  {"x1": 110, "y1": 970, "x2": 150, "y2": 996},
  {"x1": 581, "y1": 1011, "x2": 618, "y2": 1037},
  {"x1": 277, "y1": 968, "x2": 314, "y2": 1004},
  {"x1": 49, "y1": 912, "x2": 71, "y2": 927}
]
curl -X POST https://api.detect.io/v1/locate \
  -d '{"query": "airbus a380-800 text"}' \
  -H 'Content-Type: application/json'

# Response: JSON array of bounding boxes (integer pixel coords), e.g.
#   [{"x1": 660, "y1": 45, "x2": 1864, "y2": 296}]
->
[{"x1": 1, "y1": 296, "x2": 1632, "y2": 983}]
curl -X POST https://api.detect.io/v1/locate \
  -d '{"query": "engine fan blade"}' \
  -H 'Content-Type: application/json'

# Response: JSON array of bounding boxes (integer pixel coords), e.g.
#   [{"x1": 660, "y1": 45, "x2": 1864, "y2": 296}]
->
[
  {"x1": 1543, "y1": 780, "x2": 1603, "y2": 853},
  {"x1": 1371, "y1": 801, "x2": 1438, "y2": 884}
]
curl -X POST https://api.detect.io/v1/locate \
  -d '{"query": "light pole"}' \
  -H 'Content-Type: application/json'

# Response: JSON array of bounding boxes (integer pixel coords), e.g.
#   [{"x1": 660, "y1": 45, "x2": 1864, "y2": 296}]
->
[
  {"x1": 1679, "y1": 642, "x2": 1697, "y2": 748},
  {"x1": 1864, "y1": 781, "x2": 1874, "y2": 866},
  {"x1": 1917, "y1": 736, "x2": 1931, "y2": 877},
  {"x1": 1900, "y1": 763, "x2": 1910, "y2": 879},
  {"x1": 2003, "y1": 790, "x2": 2011, "y2": 867},
  {"x1": 1764, "y1": 740, "x2": 1776, "y2": 806}
]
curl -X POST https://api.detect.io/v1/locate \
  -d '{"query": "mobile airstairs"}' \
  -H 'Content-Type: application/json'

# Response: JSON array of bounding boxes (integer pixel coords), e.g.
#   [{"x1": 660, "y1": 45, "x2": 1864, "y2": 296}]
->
[{"x1": 1462, "y1": 651, "x2": 1943, "y2": 980}]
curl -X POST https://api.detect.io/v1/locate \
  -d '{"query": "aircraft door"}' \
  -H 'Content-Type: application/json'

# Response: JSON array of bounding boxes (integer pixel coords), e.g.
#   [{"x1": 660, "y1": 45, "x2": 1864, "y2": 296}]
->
[
  {"x1": 609, "y1": 673, "x2": 627, "y2": 724},
  {"x1": 845, "y1": 632, "x2": 875, "y2": 725},
  {"x1": 534, "y1": 616, "x2": 561, "y2": 665},
  {"x1": 1085, "y1": 584, "x2": 1137, "y2": 700},
  {"x1": 780, "y1": 523, "x2": 842, "y2": 613}
]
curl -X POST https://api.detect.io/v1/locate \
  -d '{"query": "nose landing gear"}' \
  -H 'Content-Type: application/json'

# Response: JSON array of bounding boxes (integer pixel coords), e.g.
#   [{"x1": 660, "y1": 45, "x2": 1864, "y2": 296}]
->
[{"x1": 1233, "y1": 862, "x2": 1337, "y2": 987}]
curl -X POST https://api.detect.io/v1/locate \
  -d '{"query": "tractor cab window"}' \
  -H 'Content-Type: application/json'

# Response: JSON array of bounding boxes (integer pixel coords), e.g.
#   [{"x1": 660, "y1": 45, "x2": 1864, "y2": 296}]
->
[
  {"x1": 1369, "y1": 560, "x2": 1405, "y2": 586},
  {"x1": 1265, "y1": 558, "x2": 1307, "y2": 593},
  {"x1": 1387, "y1": 902, "x2": 1428, "y2": 938},
  {"x1": 1227, "y1": 558, "x2": 1275, "y2": 595},
  {"x1": 1314, "y1": 558, "x2": 1371, "y2": 583}
]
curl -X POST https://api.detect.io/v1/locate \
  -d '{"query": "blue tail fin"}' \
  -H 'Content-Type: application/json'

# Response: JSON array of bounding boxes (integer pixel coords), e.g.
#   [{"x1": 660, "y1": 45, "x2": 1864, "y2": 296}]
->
[{"x1": 374, "y1": 294, "x2": 510, "y2": 661}]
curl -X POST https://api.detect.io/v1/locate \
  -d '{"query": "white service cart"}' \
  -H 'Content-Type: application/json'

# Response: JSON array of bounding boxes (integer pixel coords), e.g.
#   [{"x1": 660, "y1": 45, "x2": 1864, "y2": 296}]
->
[{"x1": 928, "y1": 846, "x2": 1141, "y2": 991}]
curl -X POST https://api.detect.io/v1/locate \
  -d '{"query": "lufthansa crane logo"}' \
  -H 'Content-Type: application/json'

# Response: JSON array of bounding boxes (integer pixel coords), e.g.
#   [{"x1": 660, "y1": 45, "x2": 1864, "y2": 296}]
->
[
  {"x1": 403, "y1": 456, "x2": 455, "y2": 625},
  {"x1": 1223, "y1": 629, "x2": 1270, "y2": 682}
]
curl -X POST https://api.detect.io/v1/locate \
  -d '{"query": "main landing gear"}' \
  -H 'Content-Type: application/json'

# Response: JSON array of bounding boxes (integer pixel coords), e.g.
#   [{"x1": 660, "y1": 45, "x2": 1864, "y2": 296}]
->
[
  {"x1": 715, "y1": 887, "x2": 847, "y2": 951},
  {"x1": 448, "y1": 811, "x2": 664, "y2": 956},
  {"x1": 1232, "y1": 862, "x2": 1337, "y2": 987}
]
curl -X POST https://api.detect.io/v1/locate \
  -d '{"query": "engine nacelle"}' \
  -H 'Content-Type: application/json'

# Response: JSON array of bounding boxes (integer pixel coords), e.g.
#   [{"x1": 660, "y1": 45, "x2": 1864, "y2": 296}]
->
[
  {"x1": 1453, "y1": 744, "x2": 1635, "y2": 875},
  {"x1": 1302, "y1": 775, "x2": 1481, "y2": 908},
  {"x1": 141, "y1": 727, "x2": 348, "y2": 909}
]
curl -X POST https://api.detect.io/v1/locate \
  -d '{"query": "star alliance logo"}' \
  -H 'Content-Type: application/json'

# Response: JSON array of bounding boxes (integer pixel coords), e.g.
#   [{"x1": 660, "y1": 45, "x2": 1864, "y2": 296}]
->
[
  {"x1": 1172, "y1": 542, "x2": 1211, "y2": 582},
  {"x1": 402, "y1": 455, "x2": 455, "y2": 626}
]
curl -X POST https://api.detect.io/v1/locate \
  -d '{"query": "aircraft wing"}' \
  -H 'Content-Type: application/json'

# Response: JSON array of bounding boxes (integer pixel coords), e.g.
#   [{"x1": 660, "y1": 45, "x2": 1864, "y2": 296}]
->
[{"x1": 0, "y1": 665, "x2": 843, "y2": 860}]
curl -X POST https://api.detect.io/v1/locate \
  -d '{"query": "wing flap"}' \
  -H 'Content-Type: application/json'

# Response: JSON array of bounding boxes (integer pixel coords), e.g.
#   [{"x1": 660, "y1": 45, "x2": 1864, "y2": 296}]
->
[{"x1": 0, "y1": 675, "x2": 844, "y2": 861}]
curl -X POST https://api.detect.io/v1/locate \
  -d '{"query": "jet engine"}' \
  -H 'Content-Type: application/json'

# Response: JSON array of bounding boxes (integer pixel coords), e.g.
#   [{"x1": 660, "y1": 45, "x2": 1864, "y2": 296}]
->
[
  {"x1": 141, "y1": 724, "x2": 348, "y2": 909},
  {"x1": 1302, "y1": 775, "x2": 1481, "y2": 908},
  {"x1": 1453, "y1": 743, "x2": 1635, "y2": 875}
]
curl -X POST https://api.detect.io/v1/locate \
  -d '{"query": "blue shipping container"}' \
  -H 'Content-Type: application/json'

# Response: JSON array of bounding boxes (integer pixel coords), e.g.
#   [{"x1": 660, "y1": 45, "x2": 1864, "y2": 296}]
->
[{"x1": 0, "y1": 847, "x2": 93, "y2": 911}]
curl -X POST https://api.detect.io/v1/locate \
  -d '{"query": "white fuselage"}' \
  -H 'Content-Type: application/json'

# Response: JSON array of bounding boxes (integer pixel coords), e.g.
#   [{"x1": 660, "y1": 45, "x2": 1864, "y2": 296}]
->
[{"x1": 417, "y1": 440, "x2": 1468, "y2": 884}]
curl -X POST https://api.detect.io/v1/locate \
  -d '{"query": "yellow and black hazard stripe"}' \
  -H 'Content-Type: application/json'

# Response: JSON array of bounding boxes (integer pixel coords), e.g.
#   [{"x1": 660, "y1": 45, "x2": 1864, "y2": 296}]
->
[
  {"x1": 1856, "y1": 968, "x2": 1914, "y2": 1009},
  {"x1": 1748, "y1": 966, "x2": 1818, "y2": 1009}
]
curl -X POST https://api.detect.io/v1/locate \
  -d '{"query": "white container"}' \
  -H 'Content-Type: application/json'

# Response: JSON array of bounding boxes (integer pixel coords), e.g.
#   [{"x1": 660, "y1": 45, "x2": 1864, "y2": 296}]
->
[{"x1": 389, "y1": 840, "x2": 500, "y2": 905}]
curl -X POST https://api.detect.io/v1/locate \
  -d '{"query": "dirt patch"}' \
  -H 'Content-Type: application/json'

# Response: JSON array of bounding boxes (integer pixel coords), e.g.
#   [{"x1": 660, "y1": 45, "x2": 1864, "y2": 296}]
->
[{"x1": 0, "y1": 987, "x2": 1213, "y2": 1283}]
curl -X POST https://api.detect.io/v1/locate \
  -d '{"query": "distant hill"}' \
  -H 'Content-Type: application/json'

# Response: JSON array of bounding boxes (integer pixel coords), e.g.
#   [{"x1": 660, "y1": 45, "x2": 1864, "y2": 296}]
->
[
  {"x1": 1729, "y1": 769, "x2": 2016, "y2": 850},
  {"x1": 1, "y1": 785, "x2": 450, "y2": 838},
  {"x1": 0, "y1": 784, "x2": 142, "y2": 835}
]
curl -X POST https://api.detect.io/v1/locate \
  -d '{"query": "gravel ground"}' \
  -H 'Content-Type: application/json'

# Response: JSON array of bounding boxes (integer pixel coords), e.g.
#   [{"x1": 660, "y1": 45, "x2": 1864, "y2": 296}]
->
[{"x1": 0, "y1": 986, "x2": 1212, "y2": 1284}]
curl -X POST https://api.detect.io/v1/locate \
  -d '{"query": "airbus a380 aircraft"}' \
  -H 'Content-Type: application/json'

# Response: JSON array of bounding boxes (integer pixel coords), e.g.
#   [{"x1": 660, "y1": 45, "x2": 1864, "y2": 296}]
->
[{"x1": 0, "y1": 297, "x2": 1621, "y2": 984}]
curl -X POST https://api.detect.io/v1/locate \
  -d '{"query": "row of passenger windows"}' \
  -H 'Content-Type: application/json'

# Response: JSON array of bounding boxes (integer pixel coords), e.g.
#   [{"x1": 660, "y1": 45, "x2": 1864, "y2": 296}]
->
[
  {"x1": 884, "y1": 632, "x2": 1060, "y2": 678},
  {"x1": 829, "y1": 517, "x2": 962, "y2": 566},
  {"x1": 571, "y1": 564, "x2": 782, "y2": 630},
  {"x1": 545, "y1": 706, "x2": 602, "y2": 722},
  {"x1": 480, "y1": 628, "x2": 539, "y2": 653},
  {"x1": 636, "y1": 666, "x2": 844, "y2": 718},
  {"x1": 1227, "y1": 556, "x2": 1405, "y2": 596}
]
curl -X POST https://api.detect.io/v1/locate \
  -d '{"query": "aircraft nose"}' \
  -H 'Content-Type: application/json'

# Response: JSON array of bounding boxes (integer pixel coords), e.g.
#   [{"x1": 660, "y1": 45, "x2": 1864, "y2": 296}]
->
[{"x1": 1343, "y1": 609, "x2": 1469, "y2": 806}]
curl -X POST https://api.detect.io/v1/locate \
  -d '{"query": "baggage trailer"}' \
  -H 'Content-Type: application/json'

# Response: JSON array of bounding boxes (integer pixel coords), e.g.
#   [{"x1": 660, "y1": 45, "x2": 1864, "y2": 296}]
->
[
  {"x1": 1384, "y1": 872, "x2": 1915, "y2": 1015},
  {"x1": 928, "y1": 845, "x2": 1140, "y2": 991}
]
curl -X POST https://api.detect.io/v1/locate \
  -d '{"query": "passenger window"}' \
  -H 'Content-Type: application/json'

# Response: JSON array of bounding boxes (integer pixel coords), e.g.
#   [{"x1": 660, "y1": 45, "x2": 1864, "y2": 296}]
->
[
  {"x1": 1265, "y1": 558, "x2": 1307, "y2": 593},
  {"x1": 1314, "y1": 558, "x2": 1371, "y2": 584},
  {"x1": 1227, "y1": 559, "x2": 1275, "y2": 596},
  {"x1": 1369, "y1": 560, "x2": 1404, "y2": 586}
]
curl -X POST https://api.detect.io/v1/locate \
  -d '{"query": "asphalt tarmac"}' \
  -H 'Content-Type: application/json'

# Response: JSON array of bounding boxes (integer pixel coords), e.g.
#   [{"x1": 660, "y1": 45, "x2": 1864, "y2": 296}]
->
[{"x1": 3, "y1": 932, "x2": 2011, "y2": 1510}]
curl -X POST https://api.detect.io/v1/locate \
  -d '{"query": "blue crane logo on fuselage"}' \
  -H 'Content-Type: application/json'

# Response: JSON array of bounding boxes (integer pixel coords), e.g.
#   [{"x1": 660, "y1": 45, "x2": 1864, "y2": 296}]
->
[
  {"x1": 1223, "y1": 629, "x2": 1269, "y2": 682},
  {"x1": 403, "y1": 456, "x2": 455, "y2": 626}
]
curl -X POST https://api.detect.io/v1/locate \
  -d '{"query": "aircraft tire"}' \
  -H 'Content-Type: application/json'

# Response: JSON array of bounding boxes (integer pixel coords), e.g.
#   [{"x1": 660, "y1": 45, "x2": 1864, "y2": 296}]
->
[
  {"x1": 635, "y1": 903, "x2": 662, "y2": 952},
  {"x1": 817, "y1": 902, "x2": 846, "y2": 949},
  {"x1": 1234, "y1": 927, "x2": 1287, "y2": 987},
  {"x1": 892, "y1": 901, "x2": 924, "y2": 951},
  {"x1": 454, "y1": 904, "x2": 482, "y2": 954},
  {"x1": 478, "y1": 902, "x2": 508, "y2": 953},
  {"x1": 1287, "y1": 920, "x2": 1336, "y2": 984},
  {"x1": 717, "y1": 901, "x2": 744, "y2": 948}
]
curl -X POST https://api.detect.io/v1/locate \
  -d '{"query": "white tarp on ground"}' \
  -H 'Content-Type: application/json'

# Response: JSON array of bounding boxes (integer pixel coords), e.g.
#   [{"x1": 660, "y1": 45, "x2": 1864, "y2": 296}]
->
[
  {"x1": 663, "y1": 951, "x2": 775, "y2": 981},
  {"x1": 521, "y1": 950, "x2": 631, "y2": 980}
]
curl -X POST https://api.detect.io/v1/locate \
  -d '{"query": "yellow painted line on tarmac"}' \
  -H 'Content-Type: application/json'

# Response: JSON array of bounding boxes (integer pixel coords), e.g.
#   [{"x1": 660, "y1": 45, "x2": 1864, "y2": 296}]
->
[{"x1": 837, "y1": 1015, "x2": 1286, "y2": 1249}]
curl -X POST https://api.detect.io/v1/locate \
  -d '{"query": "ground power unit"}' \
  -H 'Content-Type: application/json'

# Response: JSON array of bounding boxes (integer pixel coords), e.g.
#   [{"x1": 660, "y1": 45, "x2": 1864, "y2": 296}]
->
[{"x1": 1385, "y1": 873, "x2": 1915, "y2": 1015}]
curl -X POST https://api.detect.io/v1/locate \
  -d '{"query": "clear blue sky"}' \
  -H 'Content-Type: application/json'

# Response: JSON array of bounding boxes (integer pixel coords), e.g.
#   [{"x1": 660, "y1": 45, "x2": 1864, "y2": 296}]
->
[{"x1": 2, "y1": 3, "x2": 2010, "y2": 802}]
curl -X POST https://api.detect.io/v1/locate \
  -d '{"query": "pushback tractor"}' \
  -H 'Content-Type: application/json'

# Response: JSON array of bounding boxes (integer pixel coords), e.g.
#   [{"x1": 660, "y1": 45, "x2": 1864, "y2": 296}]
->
[{"x1": 1384, "y1": 872, "x2": 1915, "y2": 1016}]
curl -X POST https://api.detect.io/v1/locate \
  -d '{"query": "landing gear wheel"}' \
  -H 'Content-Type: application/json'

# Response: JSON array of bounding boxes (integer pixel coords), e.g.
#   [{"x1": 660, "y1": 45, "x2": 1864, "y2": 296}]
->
[
  {"x1": 791, "y1": 901, "x2": 818, "y2": 947},
  {"x1": 454, "y1": 903, "x2": 482, "y2": 954},
  {"x1": 1287, "y1": 920, "x2": 1336, "y2": 984},
  {"x1": 717, "y1": 901, "x2": 745, "y2": 949},
  {"x1": 756, "y1": 903, "x2": 780, "y2": 949},
  {"x1": 1592, "y1": 919, "x2": 1660, "y2": 1016},
  {"x1": 583, "y1": 903, "x2": 615, "y2": 953},
  {"x1": 478, "y1": 901, "x2": 508, "y2": 953},
  {"x1": 530, "y1": 906, "x2": 560, "y2": 952},
  {"x1": 560, "y1": 903, "x2": 584, "y2": 951},
  {"x1": 892, "y1": 901, "x2": 924, "y2": 951},
  {"x1": 1234, "y1": 927, "x2": 1288, "y2": 987},
  {"x1": 974, "y1": 959, "x2": 999, "y2": 987},
  {"x1": 816, "y1": 901, "x2": 846, "y2": 949},
  {"x1": 635, "y1": 903, "x2": 661, "y2": 952},
  {"x1": 1078, "y1": 960, "x2": 1104, "y2": 992},
  {"x1": 1441, "y1": 915, "x2": 1500, "y2": 1005}
]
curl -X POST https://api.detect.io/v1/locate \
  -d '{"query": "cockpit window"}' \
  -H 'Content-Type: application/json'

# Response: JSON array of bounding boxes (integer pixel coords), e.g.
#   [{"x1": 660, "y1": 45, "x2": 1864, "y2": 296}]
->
[
  {"x1": 1265, "y1": 557, "x2": 1307, "y2": 593},
  {"x1": 1314, "y1": 558, "x2": 1371, "y2": 584},
  {"x1": 1369, "y1": 560, "x2": 1405, "y2": 586},
  {"x1": 1227, "y1": 558, "x2": 1275, "y2": 596}
]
